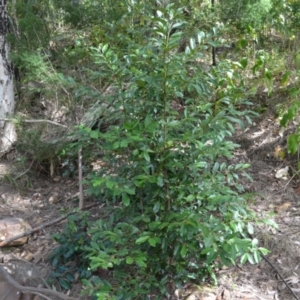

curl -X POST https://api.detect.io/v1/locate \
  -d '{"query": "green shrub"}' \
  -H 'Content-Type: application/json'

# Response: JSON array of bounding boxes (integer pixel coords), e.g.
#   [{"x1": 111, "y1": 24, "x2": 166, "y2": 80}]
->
[
  {"x1": 219, "y1": 0, "x2": 272, "y2": 31},
  {"x1": 53, "y1": 4, "x2": 267, "y2": 299},
  {"x1": 49, "y1": 212, "x2": 91, "y2": 290},
  {"x1": 280, "y1": 100, "x2": 300, "y2": 159}
]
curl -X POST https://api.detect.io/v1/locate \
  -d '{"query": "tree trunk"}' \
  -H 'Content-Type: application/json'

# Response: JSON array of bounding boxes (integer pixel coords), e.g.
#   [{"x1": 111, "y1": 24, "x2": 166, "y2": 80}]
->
[{"x1": 0, "y1": 0, "x2": 16, "y2": 154}]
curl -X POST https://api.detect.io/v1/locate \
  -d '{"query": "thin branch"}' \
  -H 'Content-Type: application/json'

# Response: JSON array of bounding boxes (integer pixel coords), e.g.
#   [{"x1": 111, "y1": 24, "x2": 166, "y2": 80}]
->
[
  {"x1": 0, "y1": 202, "x2": 104, "y2": 247},
  {"x1": 248, "y1": 233, "x2": 299, "y2": 300},
  {"x1": 0, "y1": 266, "x2": 78, "y2": 300},
  {"x1": 24, "y1": 291, "x2": 52, "y2": 300},
  {"x1": 260, "y1": 253, "x2": 299, "y2": 300},
  {"x1": 0, "y1": 118, "x2": 68, "y2": 128},
  {"x1": 11, "y1": 0, "x2": 20, "y2": 40},
  {"x1": 78, "y1": 148, "x2": 84, "y2": 209}
]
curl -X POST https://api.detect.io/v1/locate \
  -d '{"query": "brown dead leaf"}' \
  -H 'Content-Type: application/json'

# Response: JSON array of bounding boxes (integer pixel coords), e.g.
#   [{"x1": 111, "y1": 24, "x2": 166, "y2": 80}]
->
[
  {"x1": 274, "y1": 202, "x2": 292, "y2": 213},
  {"x1": 21, "y1": 251, "x2": 33, "y2": 261},
  {"x1": 52, "y1": 176, "x2": 61, "y2": 182},
  {"x1": 274, "y1": 146, "x2": 285, "y2": 160},
  {"x1": 295, "y1": 186, "x2": 300, "y2": 194}
]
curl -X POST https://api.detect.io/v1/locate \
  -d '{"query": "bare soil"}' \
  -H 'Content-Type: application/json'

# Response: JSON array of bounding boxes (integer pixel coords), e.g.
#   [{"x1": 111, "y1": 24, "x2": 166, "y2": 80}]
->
[
  {"x1": 0, "y1": 161, "x2": 91, "y2": 299},
  {"x1": 1, "y1": 93, "x2": 300, "y2": 300}
]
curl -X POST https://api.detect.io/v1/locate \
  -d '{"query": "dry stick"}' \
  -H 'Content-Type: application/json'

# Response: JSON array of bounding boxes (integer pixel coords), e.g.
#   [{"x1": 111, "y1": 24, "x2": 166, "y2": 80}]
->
[
  {"x1": 0, "y1": 266, "x2": 79, "y2": 300},
  {"x1": 78, "y1": 148, "x2": 84, "y2": 209},
  {"x1": 260, "y1": 253, "x2": 300, "y2": 300},
  {"x1": 248, "y1": 233, "x2": 299, "y2": 300},
  {"x1": 0, "y1": 118, "x2": 68, "y2": 128},
  {"x1": 0, "y1": 202, "x2": 104, "y2": 247}
]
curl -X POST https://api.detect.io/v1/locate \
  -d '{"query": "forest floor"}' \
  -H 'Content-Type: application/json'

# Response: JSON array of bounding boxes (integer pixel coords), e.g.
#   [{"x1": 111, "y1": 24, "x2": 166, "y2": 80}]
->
[{"x1": 0, "y1": 91, "x2": 300, "y2": 300}]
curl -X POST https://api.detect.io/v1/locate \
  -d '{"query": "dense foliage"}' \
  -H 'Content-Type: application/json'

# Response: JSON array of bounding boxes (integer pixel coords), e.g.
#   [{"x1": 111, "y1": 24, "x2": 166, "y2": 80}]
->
[
  {"x1": 12, "y1": 0, "x2": 300, "y2": 299},
  {"x1": 75, "y1": 5, "x2": 262, "y2": 298},
  {"x1": 219, "y1": 0, "x2": 272, "y2": 30}
]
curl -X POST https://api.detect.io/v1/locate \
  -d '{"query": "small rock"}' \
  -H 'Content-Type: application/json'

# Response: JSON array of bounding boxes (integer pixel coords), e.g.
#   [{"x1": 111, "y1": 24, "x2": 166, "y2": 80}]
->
[
  {"x1": 48, "y1": 192, "x2": 60, "y2": 204},
  {"x1": 0, "y1": 218, "x2": 32, "y2": 246},
  {"x1": 275, "y1": 166, "x2": 289, "y2": 180},
  {"x1": 31, "y1": 193, "x2": 42, "y2": 201}
]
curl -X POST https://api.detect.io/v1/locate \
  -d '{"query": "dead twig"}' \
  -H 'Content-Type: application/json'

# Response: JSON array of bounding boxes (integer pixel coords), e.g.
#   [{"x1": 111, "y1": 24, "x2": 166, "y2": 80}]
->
[
  {"x1": 248, "y1": 233, "x2": 299, "y2": 300},
  {"x1": 261, "y1": 253, "x2": 299, "y2": 300},
  {"x1": 78, "y1": 148, "x2": 84, "y2": 209},
  {"x1": 0, "y1": 118, "x2": 68, "y2": 128},
  {"x1": 0, "y1": 202, "x2": 104, "y2": 247},
  {"x1": 0, "y1": 265, "x2": 79, "y2": 300}
]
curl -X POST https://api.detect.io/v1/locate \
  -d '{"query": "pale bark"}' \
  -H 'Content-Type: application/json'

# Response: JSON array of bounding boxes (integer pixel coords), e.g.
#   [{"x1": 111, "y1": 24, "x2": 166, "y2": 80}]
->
[{"x1": 0, "y1": 0, "x2": 16, "y2": 154}]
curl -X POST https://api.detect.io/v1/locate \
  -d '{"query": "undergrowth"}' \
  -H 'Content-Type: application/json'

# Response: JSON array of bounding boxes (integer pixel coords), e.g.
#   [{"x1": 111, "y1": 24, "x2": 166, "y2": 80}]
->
[{"x1": 50, "y1": 4, "x2": 270, "y2": 300}]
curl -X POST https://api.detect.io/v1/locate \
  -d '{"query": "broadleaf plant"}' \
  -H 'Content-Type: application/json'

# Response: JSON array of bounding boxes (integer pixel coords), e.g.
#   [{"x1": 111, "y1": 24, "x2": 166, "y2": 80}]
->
[{"x1": 57, "y1": 4, "x2": 264, "y2": 299}]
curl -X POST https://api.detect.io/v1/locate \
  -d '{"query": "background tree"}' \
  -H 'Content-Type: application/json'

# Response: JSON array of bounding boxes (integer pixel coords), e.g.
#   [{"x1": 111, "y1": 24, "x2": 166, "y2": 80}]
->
[{"x1": 0, "y1": 0, "x2": 16, "y2": 153}]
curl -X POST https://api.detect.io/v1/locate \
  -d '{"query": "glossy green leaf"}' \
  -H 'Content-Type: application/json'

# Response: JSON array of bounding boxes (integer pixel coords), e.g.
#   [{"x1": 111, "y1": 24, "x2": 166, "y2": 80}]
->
[
  {"x1": 106, "y1": 180, "x2": 114, "y2": 189},
  {"x1": 287, "y1": 133, "x2": 299, "y2": 154},
  {"x1": 247, "y1": 223, "x2": 254, "y2": 235},
  {"x1": 153, "y1": 202, "x2": 160, "y2": 213},
  {"x1": 66, "y1": 273, "x2": 75, "y2": 282},
  {"x1": 280, "y1": 108, "x2": 296, "y2": 127},
  {"x1": 259, "y1": 247, "x2": 270, "y2": 255},
  {"x1": 280, "y1": 71, "x2": 291, "y2": 86},
  {"x1": 240, "y1": 253, "x2": 248, "y2": 264},
  {"x1": 122, "y1": 193, "x2": 130, "y2": 206},
  {"x1": 253, "y1": 250, "x2": 261, "y2": 263},
  {"x1": 240, "y1": 58, "x2": 248, "y2": 69},
  {"x1": 262, "y1": 218, "x2": 278, "y2": 228},
  {"x1": 157, "y1": 176, "x2": 164, "y2": 187},
  {"x1": 135, "y1": 255, "x2": 147, "y2": 267},
  {"x1": 180, "y1": 244, "x2": 187, "y2": 258},
  {"x1": 266, "y1": 72, "x2": 272, "y2": 83},
  {"x1": 135, "y1": 236, "x2": 150, "y2": 244},
  {"x1": 143, "y1": 151, "x2": 150, "y2": 162},
  {"x1": 148, "y1": 237, "x2": 157, "y2": 247},
  {"x1": 90, "y1": 131, "x2": 99, "y2": 139},
  {"x1": 59, "y1": 278, "x2": 71, "y2": 290},
  {"x1": 126, "y1": 256, "x2": 134, "y2": 264}
]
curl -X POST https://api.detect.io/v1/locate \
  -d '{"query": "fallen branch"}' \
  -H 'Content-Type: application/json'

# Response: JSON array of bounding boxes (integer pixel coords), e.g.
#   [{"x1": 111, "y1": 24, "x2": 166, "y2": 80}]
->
[
  {"x1": 248, "y1": 233, "x2": 299, "y2": 300},
  {"x1": 0, "y1": 265, "x2": 79, "y2": 300},
  {"x1": 0, "y1": 202, "x2": 104, "y2": 247},
  {"x1": 260, "y1": 252, "x2": 299, "y2": 300},
  {"x1": 0, "y1": 118, "x2": 68, "y2": 128}
]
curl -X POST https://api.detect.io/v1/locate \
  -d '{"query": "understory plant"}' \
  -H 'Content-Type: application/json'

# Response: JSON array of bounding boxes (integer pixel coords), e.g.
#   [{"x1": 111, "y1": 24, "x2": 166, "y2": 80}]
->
[
  {"x1": 57, "y1": 4, "x2": 267, "y2": 300},
  {"x1": 280, "y1": 100, "x2": 300, "y2": 160}
]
